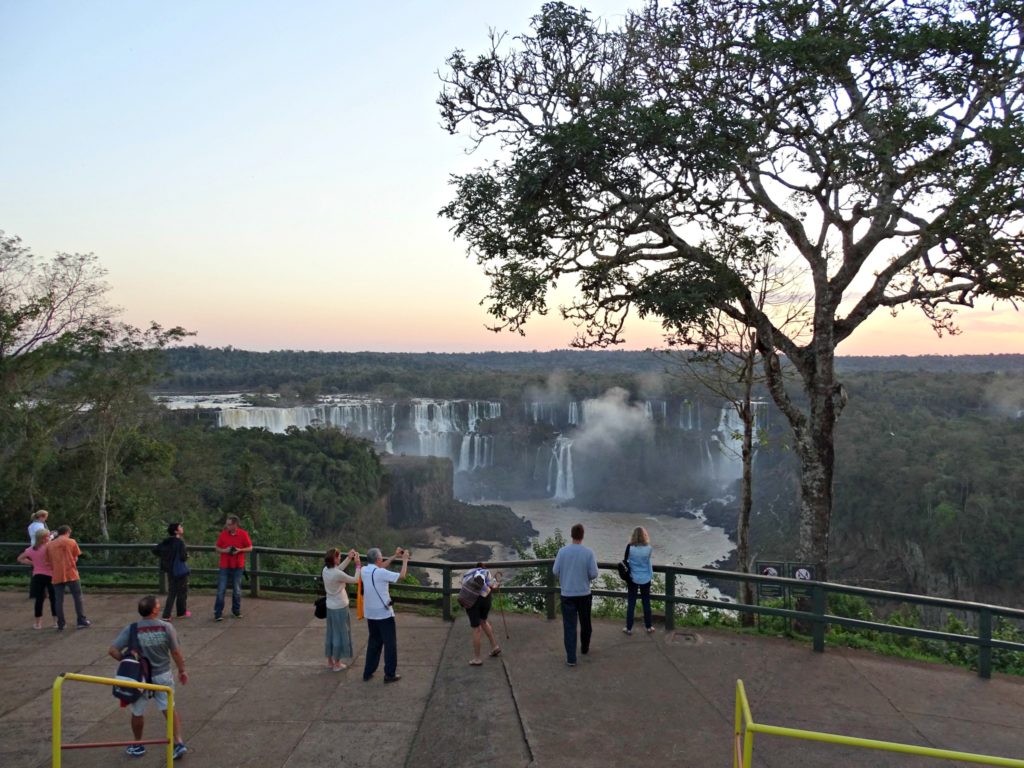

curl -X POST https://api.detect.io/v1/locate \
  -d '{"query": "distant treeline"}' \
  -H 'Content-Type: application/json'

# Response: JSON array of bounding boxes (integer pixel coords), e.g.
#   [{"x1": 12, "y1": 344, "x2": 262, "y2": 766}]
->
[{"x1": 158, "y1": 345, "x2": 1024, "y2": 397}]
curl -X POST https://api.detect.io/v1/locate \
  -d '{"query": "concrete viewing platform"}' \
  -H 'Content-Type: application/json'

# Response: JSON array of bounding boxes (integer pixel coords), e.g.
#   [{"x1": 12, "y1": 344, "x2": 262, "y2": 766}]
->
[{"x1": 0, "y1": 591, "x2": 1021, "y2": 767}]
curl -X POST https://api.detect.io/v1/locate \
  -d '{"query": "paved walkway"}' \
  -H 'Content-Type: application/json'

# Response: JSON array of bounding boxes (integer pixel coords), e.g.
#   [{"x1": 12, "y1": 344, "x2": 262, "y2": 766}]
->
[{"x1": 0, "y1": 592, "x2": 1021, "y2": 767}]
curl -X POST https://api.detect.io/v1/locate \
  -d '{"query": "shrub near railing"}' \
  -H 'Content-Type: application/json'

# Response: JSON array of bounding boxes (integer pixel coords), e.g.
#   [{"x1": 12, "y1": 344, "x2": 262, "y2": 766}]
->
[{"x1": 2, "y1": 542, "x2": 1022, "y2": 677}]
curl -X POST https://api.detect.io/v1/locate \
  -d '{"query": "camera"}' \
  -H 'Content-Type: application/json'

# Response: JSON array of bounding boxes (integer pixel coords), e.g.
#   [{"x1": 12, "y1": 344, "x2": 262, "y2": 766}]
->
[{"x1": 228, "y1": 546, "x2": 238, "y2": 555}]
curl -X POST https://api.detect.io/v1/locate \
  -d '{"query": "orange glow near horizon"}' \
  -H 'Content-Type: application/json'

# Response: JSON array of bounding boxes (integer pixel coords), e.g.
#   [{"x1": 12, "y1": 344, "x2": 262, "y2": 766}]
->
[{"x1": 156, "y1": 294, "x2": 1020, "y2": 355}]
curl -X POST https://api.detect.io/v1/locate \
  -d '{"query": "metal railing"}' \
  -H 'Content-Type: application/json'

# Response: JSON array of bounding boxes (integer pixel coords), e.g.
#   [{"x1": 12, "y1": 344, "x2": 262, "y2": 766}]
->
[
  {"x1": 733, "y1": 679, "x2": 1024, "y2": 767},
  {"x1": 4, "y1": 542, "x2": 1022, "y2": 678},
  {"x1": 53, "y1": 673, "x2": 176, "y2": 767}
]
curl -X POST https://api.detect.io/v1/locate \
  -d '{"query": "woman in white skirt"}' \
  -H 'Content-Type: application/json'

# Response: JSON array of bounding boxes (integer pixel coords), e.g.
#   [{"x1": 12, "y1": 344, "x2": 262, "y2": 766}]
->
[{"x1": 322, "y1": 547, "x2": 360, "y2": 671}]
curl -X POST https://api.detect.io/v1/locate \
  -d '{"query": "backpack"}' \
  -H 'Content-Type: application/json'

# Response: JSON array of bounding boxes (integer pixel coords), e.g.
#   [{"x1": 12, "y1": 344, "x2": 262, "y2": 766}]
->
[
  {"x1": 617, "y1": 544, "x2": 633, "y2": 584},
  {"x1": 457, "y1": 573, "x2": 486, "y2": 610},
  {"x1": 112, "y1": 623, "x2": 152, "y2": 704}
]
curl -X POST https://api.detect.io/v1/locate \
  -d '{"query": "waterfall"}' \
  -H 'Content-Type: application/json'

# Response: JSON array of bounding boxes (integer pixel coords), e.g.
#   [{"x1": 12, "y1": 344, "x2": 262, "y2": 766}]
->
[
  {"x1": 383, "y1": 403, "x2": 396, "y2": 454},
  {"x1": 457, "y1": 433, "x2": 495, "y2": 472},
  {"x1": 568, "y1": 401, "x2": 581, "y2": 425},
  {"x1": 454, "y1": 401, "x2": 501, "y2": 471},
  {"x1": 411, "y1": 399, "x2": 460, "y2": 459},
  {"x1": 526, "y1": 401, "x2": 560, "y2": 425},
  {"x1": 678, "y1": 400, "x2": 700, "y2": 430},
  {"x1": 216, "y1": 402, "x2": 392, "y2": 438},
  {"x1": 714, "y1": 401, "x2": 767, "y2": 482},
  {"x1": 475, "y1": 434, "x2": 492, "y2": 468},
  {"x1": 644, "y1": 400, "x2": 667, "y2": 423},
  {"x1": 547, "y1": 436, "x2": 575, "y2": 500},
  {"x1": 215, "y1": 397, "x2": 500, "y2": 465}
]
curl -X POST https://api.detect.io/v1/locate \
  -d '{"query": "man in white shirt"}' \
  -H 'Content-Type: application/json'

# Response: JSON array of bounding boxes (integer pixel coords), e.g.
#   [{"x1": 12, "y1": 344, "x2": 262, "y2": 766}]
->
[{"x1": 360, "y1": 546, "x2": 409, "y2": 683}]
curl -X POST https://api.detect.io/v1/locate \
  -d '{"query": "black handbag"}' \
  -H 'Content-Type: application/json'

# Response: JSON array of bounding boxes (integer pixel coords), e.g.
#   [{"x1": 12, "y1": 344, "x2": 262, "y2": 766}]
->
[
  {"x1": 313, "y1": 576, "x2": 327, "y2": 619},
  {"x1": 616, "y1": 544, "x2": 633, "y2": 583}
]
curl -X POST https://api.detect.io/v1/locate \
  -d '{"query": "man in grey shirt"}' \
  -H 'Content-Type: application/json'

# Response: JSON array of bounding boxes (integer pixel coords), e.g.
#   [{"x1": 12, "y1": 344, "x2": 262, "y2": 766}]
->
[
  {"x1": 552, "y1": 523, "x2": 598, "y2": 667},
  {"x1": 109, "y1": 595, "x2": 189, "y2": 759}
]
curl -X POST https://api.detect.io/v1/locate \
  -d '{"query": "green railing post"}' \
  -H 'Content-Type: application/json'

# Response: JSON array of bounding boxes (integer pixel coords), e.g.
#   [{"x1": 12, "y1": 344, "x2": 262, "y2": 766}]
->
[
  {"x1": 545, "y1": 563, "x2": 556, "y2": 620},
  {"x1": 442, "y1": 566, "x2": 452, "y2": 622},
  {"x1": 978, "y1": 608, "x2": 992, "y2": 679},
  {"x1": 250, "y1": 550, "x2": 260, "y2": 598},
  {"x1": 811, "y1": 583, "x2": 826, "y2": 653},
  {"x1": 665, "y1": 570, "x2": 676, "y2": 631}
]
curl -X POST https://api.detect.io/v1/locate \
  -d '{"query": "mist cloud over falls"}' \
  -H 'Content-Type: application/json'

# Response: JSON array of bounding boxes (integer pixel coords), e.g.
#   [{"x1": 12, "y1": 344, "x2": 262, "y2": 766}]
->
[{"x1": 573, "y1": 387, "x2": 653, "y2": 452}]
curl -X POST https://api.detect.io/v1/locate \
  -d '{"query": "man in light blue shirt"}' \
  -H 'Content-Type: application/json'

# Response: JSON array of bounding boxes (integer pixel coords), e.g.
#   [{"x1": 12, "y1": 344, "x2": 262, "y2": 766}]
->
[{"x1": 552, "y1": 523, "x2": 598, "y2": 666}]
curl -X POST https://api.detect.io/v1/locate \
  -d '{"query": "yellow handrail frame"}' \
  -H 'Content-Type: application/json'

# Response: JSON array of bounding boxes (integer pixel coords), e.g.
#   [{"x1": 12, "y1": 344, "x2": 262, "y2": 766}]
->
[
  {"x1": 734, "y1": 679, "x2": 1024, "y2": 768},
  {"x1": 52, "y1": 672, "x2": 175, "y2": 767}
]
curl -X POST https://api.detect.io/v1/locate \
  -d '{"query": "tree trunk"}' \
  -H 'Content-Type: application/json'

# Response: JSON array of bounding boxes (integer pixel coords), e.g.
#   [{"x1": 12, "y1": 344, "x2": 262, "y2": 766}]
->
[
  {"x1": 738, "y1": 354, "x2": 756, "y2": 626},
  {"x1": 794, "y1": 388, "x2": 837, "y2": 581},
  {"x1": 759, "y1": 340, "x2": 840, "y2": 583},
  {"x1": 98, "y1": 446, "x2": 110, "y2": 542}
]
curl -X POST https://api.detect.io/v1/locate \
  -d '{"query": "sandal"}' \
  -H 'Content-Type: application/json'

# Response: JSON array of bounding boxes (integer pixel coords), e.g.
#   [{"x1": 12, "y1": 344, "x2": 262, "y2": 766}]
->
[
  {"x1": 489, "y1": 647, "x2": 502, "y2": 657},
  {"x1": 469, "y1": 659, "x2": 483, "y2": 666}
]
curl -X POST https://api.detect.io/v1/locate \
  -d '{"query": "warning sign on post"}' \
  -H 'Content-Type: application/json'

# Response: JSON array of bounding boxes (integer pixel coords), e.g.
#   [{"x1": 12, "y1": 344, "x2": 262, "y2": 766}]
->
[
  {"x1": 756, "y1": 561, "x2": 785, "y2": 599},
  {"x1": 788, "y1": 563, "x2": 816, "y2": 598}
]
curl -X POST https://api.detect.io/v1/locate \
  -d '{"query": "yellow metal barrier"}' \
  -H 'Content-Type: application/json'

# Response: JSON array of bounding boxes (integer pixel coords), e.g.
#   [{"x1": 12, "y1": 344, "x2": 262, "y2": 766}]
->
[
  {"x1": 733, "y1": 679, "x2": 1024, "y2": 768},
  {"x1": 52, "y1": 672, "x2": 175, "y2": 767}
]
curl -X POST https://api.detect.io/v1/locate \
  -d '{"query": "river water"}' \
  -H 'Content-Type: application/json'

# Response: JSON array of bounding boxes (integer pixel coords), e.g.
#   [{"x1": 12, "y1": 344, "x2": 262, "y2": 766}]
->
[{"x1": 488, "y1": 498, "x2": 735, "y2": 601}]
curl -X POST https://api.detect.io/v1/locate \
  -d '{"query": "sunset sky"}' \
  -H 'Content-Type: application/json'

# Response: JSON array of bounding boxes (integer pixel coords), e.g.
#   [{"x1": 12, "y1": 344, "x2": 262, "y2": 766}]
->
[{"x1": 1, "y1": 1, "x2": 1020, "y2": 356}]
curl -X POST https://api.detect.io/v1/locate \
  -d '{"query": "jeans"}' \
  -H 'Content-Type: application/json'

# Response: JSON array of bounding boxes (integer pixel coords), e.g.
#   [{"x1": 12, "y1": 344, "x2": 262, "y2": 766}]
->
[
  {"x1": 164, "y1": 574, "x2": 190, "y2": 618},
  {"x1": 363, "y1": 616, "x2": 398, "y2": 679},
  {"x1": 560, "y1": 594, "x2": 593, "y2": 664},
  {"x1": 626, "y1": 581, "x2": 652, "y2": 631},
  {"x1": 214, "y1": 567, "x2": 243, "y2": 617},
  {"x1": 54, "y1": 580, "x2": 88, "y2": 629}
]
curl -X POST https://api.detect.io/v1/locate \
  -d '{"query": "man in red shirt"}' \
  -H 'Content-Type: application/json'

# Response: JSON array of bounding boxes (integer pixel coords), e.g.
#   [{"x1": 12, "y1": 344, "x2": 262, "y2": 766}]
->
[{"x1": 213, "y1": 515, "x2": 252, "y2": 621}]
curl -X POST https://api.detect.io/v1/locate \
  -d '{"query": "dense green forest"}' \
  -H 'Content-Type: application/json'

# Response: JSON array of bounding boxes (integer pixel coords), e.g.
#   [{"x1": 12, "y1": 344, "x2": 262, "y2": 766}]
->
[
  {"x1": 721, "y1": 368, "x2": 1024, "y2": 603},
  {"x1": 830, "y1": 371, "x2": 1024, "y2": 603},
  {"x1": 0, "y1": 409, "x2": 386, "y2": 548}
]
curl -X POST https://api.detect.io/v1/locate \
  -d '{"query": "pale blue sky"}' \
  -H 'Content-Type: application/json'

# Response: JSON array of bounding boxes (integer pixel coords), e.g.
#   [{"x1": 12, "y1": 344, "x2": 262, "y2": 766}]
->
[{"x1": 1, "y1": 1, "x2": 1019, "y2": 354}]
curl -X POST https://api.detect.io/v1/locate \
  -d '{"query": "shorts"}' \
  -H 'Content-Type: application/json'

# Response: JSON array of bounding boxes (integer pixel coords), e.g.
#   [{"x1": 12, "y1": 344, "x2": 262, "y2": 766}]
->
[
  {"x1": 465, "y1": 593, "x2": 492, "y2": 628},
  {"x1": 130, "y1": 670, "x2": 174, "y2": 716}
]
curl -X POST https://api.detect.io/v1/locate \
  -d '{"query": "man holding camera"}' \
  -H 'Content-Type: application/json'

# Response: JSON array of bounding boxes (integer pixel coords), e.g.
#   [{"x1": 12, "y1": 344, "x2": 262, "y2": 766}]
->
[
  {"x1": 360, "y1": 546, "x2": 409, "y2": 683},
  {"x1": 213, "y1": 515, "x2": 252, "y2": 622}
]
